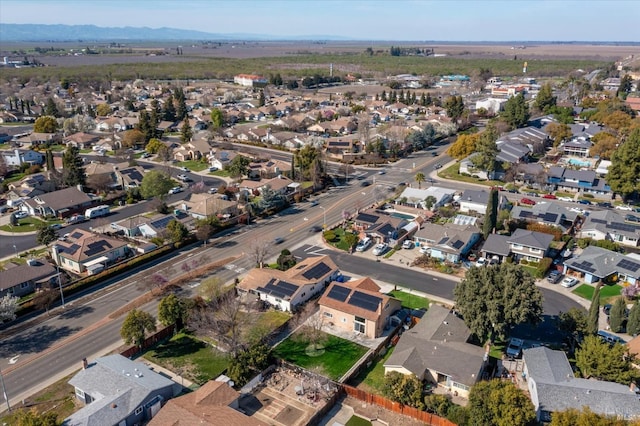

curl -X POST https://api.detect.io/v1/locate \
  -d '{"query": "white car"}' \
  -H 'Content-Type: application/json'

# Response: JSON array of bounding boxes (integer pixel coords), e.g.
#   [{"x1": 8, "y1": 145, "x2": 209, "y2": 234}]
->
[
  {"x1": 402, "y1": 240, "x2": 414, "y2": 249},
  {"x1": 179, "y1": 167, "x2": 190, "y2": 173},
  {"x1": 168, "y1": 186, "x2": 183, "y2": 195},
  {"x1": 615, "y1": 205, "x2": 633, "y2": 211},
  {"x1": 475, "y1": 257, "x2": 487, "y2": 267},
  {"x1": 419, "y1": 246, "x2": 431, "y2": 255},
  {"x1": 372, "y1": 243, "x2": 389, "y2": 256},
  {"x1": 561, "y1": 277, "x2": 579, "y2": 288},
  {"x1": 355, "y1": 238, "x2": 373, "y2": 252},
  {"x1": 14, "y1": 211, "x2": 28, "y2": 219}
]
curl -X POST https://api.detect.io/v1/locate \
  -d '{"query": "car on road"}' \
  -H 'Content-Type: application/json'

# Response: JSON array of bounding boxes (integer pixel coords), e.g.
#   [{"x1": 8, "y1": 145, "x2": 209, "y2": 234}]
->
[
  {"x1": 274, "y1": 237, "x2": 285, "y2": 244},
  {"x1": 49, "y1": 223, "x2": 62, "y2": 230},
  {"x1": 310, "y1": 200, "x2": 319, "y2": 206},
  {"x1": 542, "y1": 194, "x2": 557, "y2": 199},
  {"x1": 309, "y1": 225, "x2": 323, "y2": 233},
  {"x1": 356, "y1": 175, "x2": 366, "y2": 180},
  {"x1": 597, "y1": 202, "x2": 613, "y2": 208},
  {"x1": 372, "y1": 243, "x2": 389, "y2": 256},
  {"x1": 561, "y1": 277, "x2": 579, "y2": 288},
  {"x1": 520, "y1": 198, "x2": 536, "y2": 206},
  {"x1": 178, "y1": 167, "x2": 190, "y2": 172},
  {"x1": 208, "y1": 187, "x2": 218, "y2": 194},
  {"x1": 66, "y1": 214, "x2": 87, "y2": 224},
  {"x1": 615, "y1": 204, "x2": 633, "y2": 211},
  {"x1": 377, "y1": 170, "x2": 386, "y2": 175},
  {"x1": 168, "y1": 186, "x2": 183, "y2": 195},
  {"x1": 356, "y1": 237, "x2": 373, "y2": 252},
  {"x1": 177, "y1": 174, "x2": 192, "y2": 182},
  {"x1": 434, "y1": 163, "x2": 442, "y2": 169},
  {"x1": 547, "y1": 270, "x2": 562, "y2": 284},
  {"x1": 475, "y1": 257, "x2": 487, "y2": 267},
  {"x1": 577, "y1": 199, "x2": 592, "y2": 205},
  {"x1": 141, "y1": 152, "x2": 151, "y2": 158},
  {"x1": 14, "y1": 211, "x2": 28, "y2": 219},
  {"x1": 402, "y1": 240, "x2": 414, "y2": 249},
  {"x1": 360, "y1": 181, "x2": 371, "y2": 187}
]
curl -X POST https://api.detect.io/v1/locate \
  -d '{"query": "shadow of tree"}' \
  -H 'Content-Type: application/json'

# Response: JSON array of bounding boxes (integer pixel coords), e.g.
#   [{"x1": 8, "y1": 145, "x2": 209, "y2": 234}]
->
[
  {"x1": 58, "y1": 305, "x2": 95, "y2": 320},
  {"x1": 0, "y1": 325, "x2": 82, "y2": 358},
  {"x1": 150, "y1": 335, "x2": 206, "y2": 359}
]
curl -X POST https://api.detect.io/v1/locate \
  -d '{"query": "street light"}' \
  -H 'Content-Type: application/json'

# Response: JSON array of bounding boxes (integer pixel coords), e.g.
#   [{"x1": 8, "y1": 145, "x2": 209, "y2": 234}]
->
[
  {"x1": 52, "y1": 246, "x2": 65, "y2": 308},
  {"x1": 0, "y1": 367, "x2": 10, "y2": 411},
  {"x1": 319, "y1": 206, "x2": 326, "y2": 229}
]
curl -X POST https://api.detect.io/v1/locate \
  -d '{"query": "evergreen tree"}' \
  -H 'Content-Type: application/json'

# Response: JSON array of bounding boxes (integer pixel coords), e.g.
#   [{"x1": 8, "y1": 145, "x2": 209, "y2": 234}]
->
[
  {"x1": 180, "y1": 118, "x2": 192, "y2": 143},
  {"x1": 163, "y1": 94, "x2": 176, "y2": 121},
  {"x1": 534, "y1": 83, "x2": 556, "y2": 113},
  {"x1": 380, "y1": 90, "x2": 387, "y2": 101},
  {"x1": 290, "y1": 155, "x2": 296, "y2": 181},
  {"x1": 502, "y1": 93, "x2": 530, "y2": 128},
  {"x1": 44, "y1": 97, "x2": 59, "y2": 117},
  {"x1": 87, "y1": 104, "x2": 96, "y2": 118},
  {"x1": 471, "y1": 123, "x2": 500, "y2": 175},
  {"x1": 627, "y1": 301, "x2": 640, "y2": 336},
  {"x1": 258, "y1": 90, "x2": 265, "y2": 107},
  {"x1": 483, "y1": 187, "x2": 499, "y2": 238},
  {"x1": 608, "y1": 297, "x2": 627, "y2": 333},
  {"x1": 45, "y1": 149, "x2": 54, "y2": 171},
  {"x1": 62, "y1": 146, "x2": 87, "y2": 187},
  {"x1": 444, "y1": 95, "x2": 465, "y2": 124},
  {"x1": 607, "y1": 128, "x2": 640, "y2": 200},
  {"x1": 587, "y1": 284, "x2": 601, "y2": 335},
  {"x1": 420, "y1": 93, "x2": 426, "y2": 106},
  {"x1": 174, "y1": 87, "x2": 187, "y2": 120},
  {"x1": 426, "y1": 93, "x2": 432, "y2": 106}
]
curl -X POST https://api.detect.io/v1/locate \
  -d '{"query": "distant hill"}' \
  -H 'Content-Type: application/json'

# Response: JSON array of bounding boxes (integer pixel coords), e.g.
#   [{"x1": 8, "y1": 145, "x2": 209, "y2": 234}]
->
[{"x1": 0, "y1": 23, "x2": 351, "y2": 42}]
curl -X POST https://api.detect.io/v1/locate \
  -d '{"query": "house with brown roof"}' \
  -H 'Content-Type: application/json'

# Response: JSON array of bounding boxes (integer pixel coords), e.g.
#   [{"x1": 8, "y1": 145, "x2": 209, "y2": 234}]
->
[
  {"x1": 178, "y1": 193, "x2": 238, "y2": 220},
  {"x1": 237, "y1": 256, "x2": 340, "y2": 312},
  {"x1": 22, "y1": 187, "x2": 94, "y2": 218},
  {"x1": 0, "y1": 259, "x2": 57, "y2": 298},
  {"x1": 318, "y1": 277, "x2": 402, "y2": 339},
  {"x1": 52, "y1": 229, "x2": 129, "y2": 275},
  {"x1": 247, "y1": 159, "x2": 291, "y2": 180},
  {"x1": 64, "y1": 132, "x2": 100, "y2": 149},
  {"x1": 173, "y1": 139, "x2": 211, "y2": 162},
  {"x1": 148, "y1": 380, "x2": 267, "y2": 426}
]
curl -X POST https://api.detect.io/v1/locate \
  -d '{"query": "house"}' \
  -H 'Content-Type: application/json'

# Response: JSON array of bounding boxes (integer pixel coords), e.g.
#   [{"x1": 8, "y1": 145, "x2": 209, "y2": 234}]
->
[
  {"x1": 578, "y1": 210, "x2": 640, "y2": 247},
  {"x1": 458, "y1": 189, "x2": 507, "y2": 215},
  {"x1": 247, "y1": 159, "x2": 291, "y2": 179},
  {"x1": 6, "y1": 173, "x2": 55, "y2": 202},
  {"x1": 233, "y1": 74, "x2": 267, "y2": 87},
  {"x1": 114, "y1": 166, "x2": 146, "y2": 189},
  {"x1": 64, "y1": 132, "x2": 100, "y2": 149},
  {"x1": 384, "y1": 304, "x2": 487, "y2": 398},
  {"x1": 237, "y1": 255, "x2": 340, "y2": 312},
  {"x1": 397, "y1": 186, "x2": 454, "y2": 210},
  {"x1": 65, "y1": 355, "x2": 181, "y2": 426},
  {"x1": 562, "y1": 245, "x2": 640, "y2": 286},
  {"x1": 547, "y1": 166, "x2": 611, "y2": 195},
  {"x1": 474, "y1": 98, "x2": 507, "y2": 114},
  {"x1": 505, "y1": 229, "x2": 554, "y2": 263},
  {"x1": 0, "y1": 259, "x2": 57, "y2": 298},
  {"x1": 172, "y1": 139, "x2": 211, "y2": 162},
  {"x1": 353, "y1": 210, "x2": 408, "y2": 243},
  {"x1": 178, "y1": 193, "x2": 238, "y2": 220},
  {"x1": 510, "y1": 202, "x2": 579, "y2": 232},
  {"x1": 412, "y1": 223, "x2": 481, "y2": 263},
  {"x1": 560, "y1": 137, "x2": 591, "y2": 157},
  {"x1": 22, "y1": 187, "x2": 94, "y2": 218},
  {"x1": 318, "y1": 277, "x2": 402, "y2": 339},
  {"x1": 523, "y1": 346, "x2": 640, "y2": 422},
  {"x1": 1, "y1": 148, "x2": 44, "y2": 167},
  {"x1": 148, "y1": 380, "x2": 267, "y2": 426},
  {"x1": 111, "y1": 213, "x2": 191, "y2": 239},
  {"x1": 209, "y1": 150, "x2": 239, "y2": 171},
  {"x1": 15, "y1": 132, "x2": 57, "y2": 148},
  {"x1": 52, "y1": 229, "x2": 129, "y2": 275}
]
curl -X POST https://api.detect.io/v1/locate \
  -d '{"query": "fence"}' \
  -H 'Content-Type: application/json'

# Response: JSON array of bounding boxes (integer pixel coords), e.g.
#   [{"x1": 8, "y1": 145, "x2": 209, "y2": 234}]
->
[
  {"x1": 120, "y1": 324, "x2": 175, "y2": 359},
  {"x1": 342, "y1": 384, "x2": 457, "y2": 426}
]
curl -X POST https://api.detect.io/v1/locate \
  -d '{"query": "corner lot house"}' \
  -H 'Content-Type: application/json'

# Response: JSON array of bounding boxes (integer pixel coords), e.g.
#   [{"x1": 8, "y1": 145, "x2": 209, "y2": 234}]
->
[
  {"x1": 22, "y1": 187, "x2": 94, "y2": 218},
  {"x1": 481, "y1": 228, "x2": 553, "y2": 264},
  {"x1": 66, "y1": 355, "x2": 181, "y2": 426},
  {"x1": 384, "y1": 304, "x2": 486, "y2": 398},
  {"x1": 523, "y1": 346, "x2": 640, "y2": 422},
  {"x1": 563, "y1": 245, "x2": 640, "y2": 286},
  {"x1": 458, "y1": 189, "x2": 507, "y2": 215},
  {"x1": 237, "y1": 256, "x2": 340, "y2": 311},
  {"x1": 0, "y1": 259, "x2": 56, "y2": 298},
  {"x1": 52, "y1": 229, "x2": 129, "y2": 275},
  {"x1": 318, "y1": 277, "x2": 402, "y2": 339},
  {"x1": 579, "y1": 210, "x2": 640, "y2": 247}
]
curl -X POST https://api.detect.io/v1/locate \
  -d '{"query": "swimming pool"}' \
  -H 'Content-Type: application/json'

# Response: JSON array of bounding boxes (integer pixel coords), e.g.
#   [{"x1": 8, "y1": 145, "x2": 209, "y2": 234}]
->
[
  {"x1": 568, "y1": 158, "x2": 591, "y2": 167},
  {"x1": 391, "y1": 212, "x2": 416, "y2": 220}
]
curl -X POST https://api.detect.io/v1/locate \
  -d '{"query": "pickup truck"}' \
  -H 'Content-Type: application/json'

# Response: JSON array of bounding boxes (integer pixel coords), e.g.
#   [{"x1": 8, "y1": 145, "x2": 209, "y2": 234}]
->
[{"x1": 506, "y1": 338, "x2": 524, "y2": 358}]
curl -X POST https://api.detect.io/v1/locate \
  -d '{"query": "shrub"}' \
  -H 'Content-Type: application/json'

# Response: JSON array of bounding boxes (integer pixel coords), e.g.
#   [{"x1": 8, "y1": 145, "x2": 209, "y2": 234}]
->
[
  {"x1": 536, "y1": 257, "x2": 553, "y2": 278},
  {"x1": 520, "y1": 259, "x2": 529, "y2": 265},
  {"x1": 583, "y1": 193, "x2": 594, "y2": 198}
]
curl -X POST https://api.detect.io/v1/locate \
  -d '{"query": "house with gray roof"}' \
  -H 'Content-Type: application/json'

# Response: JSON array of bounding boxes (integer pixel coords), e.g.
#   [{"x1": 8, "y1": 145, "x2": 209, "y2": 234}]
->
[
  {"x1": 65, "y1": 354, "x2": 181, "y2": 426},
  {"x1": 22, "y1": 187, "x2": 94, "y2": 218},
  {"x1": 458, "y1": 189, "x2": 508, "y2": 215},
  {"x1": 563, "y1": 245, "x2": 640, "y2": 286},
  {"x1": 0, "y1": 259, "x2": 56, "y2": 298},
  {"x1": 547, "y1": 166, "x2": 611, "y2": 196},
  {"x1": 511, "y1": 201, "x2": 578, "y2": 232},
  {"x1": 413, "y1": 223, "x2": 481, "y2": 263},
  {"x1": 579, "y1": 210, "x2": 640, "y2": 247},
  {"x1": 480, "y1": 228, "x2": 554, "y2": 264},
  {"x1": 523, "y1": 346, "x2": 640, "y2": 422},
  {"x1": 397, "y1": 186, "x2": 454, "y2": 210},
  {"x1": 384, "y1": 304, "x2": 487, "y2": 398}
]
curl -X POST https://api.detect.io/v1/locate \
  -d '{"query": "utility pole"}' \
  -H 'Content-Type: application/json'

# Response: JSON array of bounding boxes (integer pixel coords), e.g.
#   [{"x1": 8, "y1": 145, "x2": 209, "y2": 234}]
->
[{"x1": 0, "y1": 367, "x2": 10, "y2": 411}]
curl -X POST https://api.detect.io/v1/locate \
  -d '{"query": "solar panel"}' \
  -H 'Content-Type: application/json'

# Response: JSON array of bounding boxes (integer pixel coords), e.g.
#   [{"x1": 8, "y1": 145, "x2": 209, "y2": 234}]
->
[
  {"x1": 66, "y1": 244, "x2": 80, "y2": 254},
  {"x1": 356, "y1": 213, "x2": 379, "y2": 224},
  {"x1": 326, "y1": 285, "x2": 350, "y2": 302},
  {"x1": 257, "y1": 279, "x2": 299, "y2": 299},
  {"x1": 348, "y1": 291, "x2": 382, "y2": 312},
  {"x1": 150, "y1": 216, "x2": 175, "y2": 229},
  {"x1": 617, "y1": 259, "x2": 640, "y2": 272},
  {"x1": 575, "y1": 261, "x2": 596, "y2": 274},
  {"x1": 609, "y1": 222, "x2": 638, "y2": 233},
  {"x1": 451, "y1": 239, "x2": 464, "y2": 249},
  {"x1": 71, "y1": 232, "x2": 83, "y2": 239},
  {"x1": 590, "y1": 218, "x2": 607, "y2": 224},
  {"x1": 302, "y1": 262, "x2": 331, "y2": 280},
  {"x1": 85, "y1": 241, "x2": 112, "y2": 257},
  {"x1": 542, "y1": 213, "x2": 559, "y2": 223},
  {"x1": 519, "y1": 211, "x2": 533, "y2": 218}
]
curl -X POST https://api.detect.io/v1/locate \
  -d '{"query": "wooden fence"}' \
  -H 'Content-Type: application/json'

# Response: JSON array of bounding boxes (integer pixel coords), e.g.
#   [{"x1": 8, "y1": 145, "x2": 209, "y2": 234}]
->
[
  {"x1": 120, "y1": 324, "x2": 175, "y2": 359},
  {"x1": 342, "y1": 384, "x2": 457, "y2": 426}
]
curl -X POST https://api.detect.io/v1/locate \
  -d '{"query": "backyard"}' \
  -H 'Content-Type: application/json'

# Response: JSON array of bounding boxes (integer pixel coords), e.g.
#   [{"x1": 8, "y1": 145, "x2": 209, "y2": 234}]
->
[
  {"x1": 274, "y1": 331, "x2": 368, "y2": 380},
  {"x1": 348, "y1": 346, "x2": 395, "y2": 393},
  {"x1": 388, "y1": 290, "x2": 430, "y2": 310},
  {"x1": 573, "y1": 283, "x2": 623, "y2": 304},
  {"x1": 143, "y1": 332, "x2": 229, "y2": 385}
]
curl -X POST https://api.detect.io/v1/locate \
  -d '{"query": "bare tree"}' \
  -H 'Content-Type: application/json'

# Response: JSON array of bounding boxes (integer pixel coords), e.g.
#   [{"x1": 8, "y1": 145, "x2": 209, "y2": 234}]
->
[
  {"x1": 249, "y1": 240, "x2": 271, "y2": 268},
  {"x1": 357, "y1": 112, "x2": 371, "y2": 145},
  {"x1": 295, "y1": 301, "x2": 326, "y2": 351},
  {"x1": 33, "y1": 288, "x2": 58, "y2": 315},
  {"x1": 198, "y1": 276, "x2": 226, "y2": 301},
  {"x1": 87, "y1": 173, "x2": 114, "y2": 194}
]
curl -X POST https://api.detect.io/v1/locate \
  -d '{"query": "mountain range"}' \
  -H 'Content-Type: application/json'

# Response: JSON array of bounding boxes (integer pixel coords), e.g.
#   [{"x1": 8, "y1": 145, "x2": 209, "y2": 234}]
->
[{"x1": 0, "y1": 23, "x2": 350, "y2": 42}]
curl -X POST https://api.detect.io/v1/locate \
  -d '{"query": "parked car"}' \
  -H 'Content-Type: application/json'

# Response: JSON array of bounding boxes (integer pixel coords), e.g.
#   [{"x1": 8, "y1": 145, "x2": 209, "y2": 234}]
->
[
  {"x1": 177, "y1": 174, "x2": 192, "y2": 182},
  {"x1": 506, "y1": 338, "x2": 525, "y2": 358},
  {"x1": 419, "y1": 246, "x2": 431, "y2": 255},
  {"x1": 597, "y1": 202, "x2": 613, "y2": 208},
  {"x1": 377, "y1": 170, "x2": 386, "y2": 175},
  {"x1": 542, "y1": 194, "x2": 557, "y2": 199},
  {"x1": 597, "y1": 330, "x2": 626, "y2": 345},
  {"x1": 402, "y1": 240, "x2": 414, "y2": 249},
  {"x1": 520, "y1": 198, "x2": 536, "y2": 206},
  {"x1": 208, "y1": 166, "x2": 218, "y2": 172},
  {"x1": 13, "y1": 211, "x2": 28, "y2": 219},
  {"x1": 168, "y1": 186, "x2": 183, "y2": 195},
  {"x1": 577, "y1": 199, "x2": 592, "y2": 205},
  {"x1": 66, "y1": 214, "x2": 87, "y2": 224},
  {"x1": 141, "y1": 152, "x2": 151, "y2": 158},
  {"x1": 179, "y1": 167, "x2": 190, "y2": 172},
  {"x1": 355, "y1": 237, "x2": 373, "y2": 252},
  {"x1": 603, "y1": 304, "x2": 612, "y2": 316},
  {"x1": 625, "y1": 214, "x2": 640, "y2": 223},
  {"x1": 475, "y1": 257, "x2": 487, "y2": 267},
  {"x1": 310, "y1": 200, "x2": 319, "y2": 206},
  {"x1": 49, "y1": 223, "x2": 62, "y2": 230},
  {"x1": 561, "y1": 277, "x2": 579, "y2": 288},
  {"x1": 615, "y1": 204, "x2": 633, "y2": 211},
  {"x1": 360, "y1": 181, "x2": 371, "y2": 187},
  {"x1": 547, "y1": 270, "x2": 562, "y2": 284},
  {"x1": 274, "y1": 237, "x2": 285, "y2": 244},
  {"x1": 372, "y1": 243, "x2": 389, "y2": 256},
  {"x1": 0, "y1": 205, "x2": 10, "y2": 214},
  {"x1": 208, "y1": 187, "x2": 218, "y2": 194}
]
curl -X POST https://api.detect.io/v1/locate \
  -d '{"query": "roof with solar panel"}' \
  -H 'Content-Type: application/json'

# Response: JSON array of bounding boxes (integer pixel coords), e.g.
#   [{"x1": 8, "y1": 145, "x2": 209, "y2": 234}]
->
[
  {"x1": 318, "y1": 277, "x2": 401, "y2": 321},
  {"x1": 54, "y1": 229, "x2": 127, "y2": 262},
  {"x1": 564, "y1": 245, "x2": 640, "y2": 279}
]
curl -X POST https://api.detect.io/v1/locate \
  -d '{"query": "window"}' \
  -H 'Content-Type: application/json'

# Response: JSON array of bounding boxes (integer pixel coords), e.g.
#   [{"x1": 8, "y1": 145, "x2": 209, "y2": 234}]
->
[
  {"x1": 323, "y1": 312, "x2": 333, "y2": 318},
  {"x1": 20, "y1": 282, "x2": 30, "y2": 289},
  {"x1": 530, "y1": 248, "x2": 541, "y2": 254},
  {"x1": 135, "y1": 406, "x2": 143, "y2": 415},
  {"x1": 354, "y1": 316, "x2": 366, "y2": 334},
  {"x1": 512, "y1": 244, "x2": 523, "y2": 250},
  {"x1": 75, "y1": 388, "x2": 85, "y2": 399}
]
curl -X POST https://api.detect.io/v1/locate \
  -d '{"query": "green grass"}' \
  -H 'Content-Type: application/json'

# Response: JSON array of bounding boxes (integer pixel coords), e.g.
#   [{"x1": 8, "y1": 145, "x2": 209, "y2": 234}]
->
[
  {"x1": 258, "y1": 310, "x2": 291, "y2": 329},
  {"x1": 489, "y1": 341, "x2": 507, "y2": 360},
  {"x1": 437, "y1": 162, "x2": 503, "y2": 187},
  {"x1": 573, "y1": 283, "x2": 622, "y2": 304},
  {"x1": 144, "y1": 332, "x2": 229, "y2": 385},
  {"x1": 350, "y1": 346, "x2": 395, "y2": 393},
  {"x1": 274, "y1": 332, "x2": 368, "y2": 380},
  {"x1": 388, "y1": 290, "x2": 429, "y2": 310},
  {"x1": 209, "y1": 169, "x2": 231, "y2": 177},
  {"x1": 324, "y1": 227, "x2": 356, "y2": 251},
  {"x1": 177, "y1": 160, "x2": 209, "y2": 172},
  {"x1": 346, "y1": 416, "x2": 373, "y2": 426},
  {"x1": 0, "y1": 217, "x2": 46, "y2": 232}
]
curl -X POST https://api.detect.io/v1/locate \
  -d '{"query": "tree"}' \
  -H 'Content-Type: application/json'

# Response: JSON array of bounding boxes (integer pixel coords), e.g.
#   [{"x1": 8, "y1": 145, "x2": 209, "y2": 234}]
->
[
  {"x1": 33, "y1": 115, "x2": 58, "y2": 133},
  {"x1": 0, "y1": 294, "x2": 19, "y2": 322},
  {"x1": 227, "y1": 341, "x2": 271, "y2": 387},
  {"x1": 483, "y1": 187, "x2": 498, "y2": 238},
  {"x1": 95, "y1": 103, "x2": 111, "y2": 117},
  {"x1": 44, "y1": 97, "x2": 60, "y2": 117},
  {"x1": 545, "y1": 122, "x2": 572, "y2": 147},
  {"x1": 174, "y1": 87, "x2": 187, "y2": 120},
  {"x1": 575, "y1": 335, "x2": 638, "y2": 384},
  {"x1": 224, "y1": 154, "x2": 251, "y2": 178},
  {"x1": 471, "y1": 124, "x2": 500, "y2": 175},
  {"x1": 382, "y1": 372, "x2": 425, "y2": 409},
  {"x1": 535, "y1": 83, "x2": 557, "y2": 113},
  {"x1": 557, "y1": 307, "x2": 588, "y2": 350},
  {"x1": 444, "y1": 95, "x2": 465, "y2": 124},
  {"x1": 167, "y1": 219, "x2": 189, "y2": 244},
  {"x1": 121, "y1": 129, "x2": 145, "y2": 148},
  {"x1": 294, "y1": 145, "x2": 323, "y2": 181},
  {"x1": 343, "y1": 232, "x2": 359, "y2": 251},
  {"x1": 589, "y1": 132, "x2": 618, "y2": 160},
  {"x1": 467, "y1": 379, "x2": 536, "y2": 426},
  {"x1": 502, "y1": 93, "x2": 530, "y2": 128},
  {"x1": 33, "y1": 288, "x2": 58, "y2": 315},
  {"x1": 423, "y1": 394, "x2": 454, "y2": 418},
  {"x1": 608, "y1": 297, "x2": 627, "y2": 333},
  {"x1": 36, "y1": 224, "x2": 58, "y2": 245},
  {"x1": 179, "y1": 118, "x2": 192, "y2": 143},
  {"x1": 550, "y1": 406, "x2": 629, "y2": 426},
  {"x1": 587, "y1": 284, "x2": 601, "y2": 335},
  {"x1": 45, "y1": 149, "x2": 54, "y2": 172},
  {"x1": 62, "y1": 146, "x2": 86, "y2": 187},
  {"x1": 87, "y1": 172, "x2": 115, "y2": 194},
  {"x1": 210, "y1": 108, "x2": 225, "y2": 130},
  {"x1": 414, "y1": 172, "x2": 425, "y2": 189},
  {"x1": 276, "y1": 249, "x2": 296, "y2": 271},
  {"x1": 145, "y1": 138, "x2": 164, "y2": 154},
  {"x1": 617, "y1": 74, "x2": 634, "y2": 98},
  {"x1": 448, "y1": 133, "x2": 480, "y2": 159},
  {"x1": 627, "y1": 301, "x2": 640, "y2": 337},
  {"x1": 158, "y1": 294, "x2": 189, "y2": 331},
  {"x1": 0, "y1": 154, "x2": 8, "y2": 178},
  {"x1": 140, "y1": 170, "x2": 173, "y2": 199},
  {"x1": 13, "y1": 409, "x2": 59, "y2": 426},
  {"x1": 162, "y1": 94, "x2": 176, "y2": 121},
  {"x1": 454, "y1": 262, "x2": 543, "y2": 341},
  {"x1": 607, "y1": 128, "x2": 640, "y2": 199},
  {"x1": 120, "y1": 309, "x2": 156, "y2": 348}
]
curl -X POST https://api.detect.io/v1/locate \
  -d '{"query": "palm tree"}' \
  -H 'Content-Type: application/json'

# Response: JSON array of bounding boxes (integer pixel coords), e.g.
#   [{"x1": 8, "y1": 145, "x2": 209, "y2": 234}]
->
[{"x1": 415, "y1": 172, "x2": 426, "y2": 189}]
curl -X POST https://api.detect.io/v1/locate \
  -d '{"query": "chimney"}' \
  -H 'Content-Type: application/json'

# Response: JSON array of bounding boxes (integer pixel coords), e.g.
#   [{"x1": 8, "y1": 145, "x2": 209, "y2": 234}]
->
[{"x1": 82, "y1": 358, "x2": 88, "y2": 369}]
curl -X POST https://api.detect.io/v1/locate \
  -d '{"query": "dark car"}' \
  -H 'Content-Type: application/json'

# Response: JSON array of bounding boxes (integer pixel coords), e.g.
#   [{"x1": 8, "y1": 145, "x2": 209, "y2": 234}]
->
[
  {"x1": 603, "y1": 304, "x2": 612, "y2": 316},
  {"x1": 309, "y1": 225, "x2": 323, "y2": 232},
  {"x1": 360, "y1": 181, "x2": 371, "y2": 187},
  {"x1": 274, "y1": 237, "x2": 285, "y2": 244},
  {"x1": 547, "y1": 270, "x2": 562, "y2": 284},
  {"x1": 625, "y1": 214, "x2": 640, "y2": 223},
  {"x1": 597, "y1": 202, "x2": 613, "y2": 208},
  {"x1": 577, "y1": 199, "x2": 592, "y2": 205}
]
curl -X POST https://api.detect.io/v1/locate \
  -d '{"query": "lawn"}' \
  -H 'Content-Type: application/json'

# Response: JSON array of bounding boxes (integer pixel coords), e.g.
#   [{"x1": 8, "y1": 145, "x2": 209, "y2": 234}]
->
[
  {"x1": 388, "y1": 290, "x2": 430, "y2": 310},
  {"x1": 143, "y1": 332, "x2": 229, "y2": 385},
  {"x1": 346, "y1": 416, "x2": 373, "y2": 426},
  {"x1": 209, "y1": 169, "x2": 231, "y2": 177},
  {"x1": 573, "y1": 283, "x2": 623, "y2": 304},
  {"x1": 274, "y1": 332, "x2": 368, "y2": 380},
  {"x1": 0, "y1": 217, "x2": 46, "y2": 232},
  {"x1": 437, "y1": 162, "x2": 503, "y2": 187},
  {"x1": 349, "y1": 346, "x2": 395, "y2": 393},
  {"x1": 324, "y1": 227, "x2": 357, "y2": 252},
  {"x1": 177, "y1": 160, "x2": 209, "y2": 172}
]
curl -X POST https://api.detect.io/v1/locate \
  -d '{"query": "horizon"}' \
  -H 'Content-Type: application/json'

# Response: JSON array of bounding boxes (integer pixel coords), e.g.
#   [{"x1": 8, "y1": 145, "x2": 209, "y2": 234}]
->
[{"x1": 1, "y1": 0, "x2": 640, "y2": 42}]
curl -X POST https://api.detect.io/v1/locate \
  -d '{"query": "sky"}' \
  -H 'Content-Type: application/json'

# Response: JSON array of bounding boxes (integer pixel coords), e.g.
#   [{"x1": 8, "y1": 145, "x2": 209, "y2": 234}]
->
[{"x1": 1, "y1": 0, "x2": 640, "y2": 42}]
